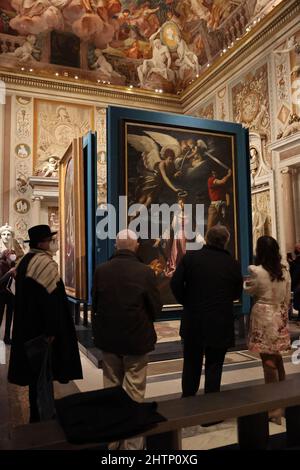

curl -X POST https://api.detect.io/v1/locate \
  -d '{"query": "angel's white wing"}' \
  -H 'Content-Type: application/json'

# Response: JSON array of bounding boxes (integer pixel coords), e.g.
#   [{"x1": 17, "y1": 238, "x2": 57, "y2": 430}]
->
[
  {"x1": 144, "y1": 131, "x2": 181, "y2": 159},
  {"x1": 144, "y1": 131, "x2": 181, "y2": 152},
  {"x1": 127, "y1": 134, "x2": 161, "y2": 171}
]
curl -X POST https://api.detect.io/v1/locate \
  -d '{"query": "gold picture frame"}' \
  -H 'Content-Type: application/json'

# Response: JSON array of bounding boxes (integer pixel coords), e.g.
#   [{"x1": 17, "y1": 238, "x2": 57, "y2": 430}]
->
[{"x1": 59, "y1": 138, "x2": 86, "y2": 299}]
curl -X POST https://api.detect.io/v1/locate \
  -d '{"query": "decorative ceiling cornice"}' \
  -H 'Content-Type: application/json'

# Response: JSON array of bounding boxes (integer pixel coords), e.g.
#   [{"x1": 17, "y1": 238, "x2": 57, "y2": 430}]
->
[
  {"x1": 0, "y1": 71, "x2": 181, "y2": 112},
  {"x1": 181, "y1": 0, "x2": 300, "y2": 111}
]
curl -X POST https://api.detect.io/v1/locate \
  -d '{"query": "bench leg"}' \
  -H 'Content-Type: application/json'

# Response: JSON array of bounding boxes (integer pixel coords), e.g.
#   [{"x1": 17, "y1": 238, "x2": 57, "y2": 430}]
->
[
  {"x1": 286, "y1": 405, "x2": 300, "y2": 448},
  {"x1": 74, "y1": 303, "x2": 80, "y2": 326},
  {"x1": 238, "y1": 412, "x2": 269, "y2": 449},
  {"x1": 146, "y1": 430, "x2": 181, "y2": 450}
]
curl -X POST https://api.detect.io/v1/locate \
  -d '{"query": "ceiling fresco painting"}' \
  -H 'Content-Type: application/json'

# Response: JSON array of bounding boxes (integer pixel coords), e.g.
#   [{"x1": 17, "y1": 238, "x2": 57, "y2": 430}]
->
[{"x1": 0, "y1": 0, "x2": 284, "y2": 93}]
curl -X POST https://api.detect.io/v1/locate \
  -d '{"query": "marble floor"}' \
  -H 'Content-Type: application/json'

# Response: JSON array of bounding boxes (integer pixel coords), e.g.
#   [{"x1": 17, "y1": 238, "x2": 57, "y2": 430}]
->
[{"x1": 2, "y1": 319, "x2": 300, "y2": 450}]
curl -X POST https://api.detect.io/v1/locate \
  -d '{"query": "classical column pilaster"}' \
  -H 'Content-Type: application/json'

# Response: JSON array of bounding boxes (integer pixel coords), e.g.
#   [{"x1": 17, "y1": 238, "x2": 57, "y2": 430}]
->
[
  {"x1": 280, "y1": 167, "x2": 296, "y2": 254},
  {"x1": 31, "y1": 196, "x2": 44, "y2": 226}
]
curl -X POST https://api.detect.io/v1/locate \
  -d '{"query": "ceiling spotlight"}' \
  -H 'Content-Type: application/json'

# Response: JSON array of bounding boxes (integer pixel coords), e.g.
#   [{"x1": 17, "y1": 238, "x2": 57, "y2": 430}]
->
[
  {"x1": 159, "y1": 89, "x2": 163, "y2": 93},
  {"x1": 75, "y1": 75, "x2": 79, "y2": 79},
  {"x1": 207, "y1": 63, "x2": 210, "y2": 68},
  {"x1": 29, "y1": 68, "x2": 33, "y2": 72},
  {"x1": 97, "y1": 79, "x2": 100, "y2": 83},
  {"x1": 21, "y1": 67, "x2": 25, "y2": 71},
  {"x1": 55, "y1": 72, "x2": 59, "y2": 76},
  {"x1": 129, "y1": 85, "x2": 133, "y2": 89},
  {"x1": 196, "y1": 73, "x2": 199, "y2": 77},
  {"x1": 223, "y1": 48, "x2": 227, "y2": 53}
]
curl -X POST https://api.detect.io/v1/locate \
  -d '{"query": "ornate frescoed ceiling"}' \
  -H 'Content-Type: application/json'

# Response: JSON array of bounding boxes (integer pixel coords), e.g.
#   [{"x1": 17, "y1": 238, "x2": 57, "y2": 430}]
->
[{"x1": 0, "y1": 0, "x2": 284, "y2": 94}]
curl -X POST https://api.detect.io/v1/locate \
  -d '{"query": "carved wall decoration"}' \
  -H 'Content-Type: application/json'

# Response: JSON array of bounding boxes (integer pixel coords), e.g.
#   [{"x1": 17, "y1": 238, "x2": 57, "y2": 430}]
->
[
  {"x1": 290, "y1": 31, "x2": 300, "y2": 115},
  {"x1": 249, "y1": 131, "x2": 270, "y2": 184},
  {"x1": 194, "y1": 100, "x2": 215, "y2": 120},
  {"x1": 252, "y1": 190, "x2": 272, "y2": 249},
  {"x1": 15, "y1": 217, "x2": 28, "y2": 239},
  {"x1": 16, "y1": 96, "x2": 31, "y2": 105},
  {"x1": 216, "y1": 86, "x2": 229, "y2": 121},
  {"x1": 97, "y1": 150, "x2": 107, "y2": 207},
  {"x1": 96, "y1": 107, "x2": 106, "y2": 147},
  {"x1": 15, "y1": 143, "x2": 30, "y2": 158},
  {"x1": 10, "y1": 94, "x2": 34, "y2": 240},
  {"x1": 96, "y1": 107, "x2": 107, "y2": 206},
  {"x1": 232, "y1": 64, "x2": 271, "y2": 142},
  {"x1": 48, "y1": 207, "x2": 59, "y2": 234},
  {"x1": 16, "y1": 107, "x2": 30, "y2": 138},
  {"x1": 14, "y1": 198, "x2": 30, "y2": 214},
  {"x1": 15, "y1": 161, "x2": 30, "y2": 196},
  {"x1": 33, "y1": 99, "x2": 94, "y2": 175}
]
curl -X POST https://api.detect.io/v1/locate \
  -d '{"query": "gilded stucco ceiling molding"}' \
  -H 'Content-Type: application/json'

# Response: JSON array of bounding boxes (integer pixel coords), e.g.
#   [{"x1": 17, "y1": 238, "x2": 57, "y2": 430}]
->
[
  {"x1": 0, "y1": 71, "x2": 181, "y2": 112},
  {"x1": 181, "y1": 0, "x2": 300, "y2": 111}
]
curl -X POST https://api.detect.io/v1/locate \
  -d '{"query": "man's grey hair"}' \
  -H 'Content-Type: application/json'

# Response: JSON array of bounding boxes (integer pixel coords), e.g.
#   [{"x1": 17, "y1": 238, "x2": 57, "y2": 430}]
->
[
  {"x1": 116, "y1": 229, "x2": 138, "y2": 251},
  {"x1": 206, "y1": 225, "x2": 230, "y2": 249}
]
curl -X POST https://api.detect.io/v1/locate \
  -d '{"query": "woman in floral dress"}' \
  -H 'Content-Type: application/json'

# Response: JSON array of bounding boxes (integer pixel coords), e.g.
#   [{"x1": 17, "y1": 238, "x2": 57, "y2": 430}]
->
[{"x1": 244, "y1": 236, "x2": 291, "y2": 425}]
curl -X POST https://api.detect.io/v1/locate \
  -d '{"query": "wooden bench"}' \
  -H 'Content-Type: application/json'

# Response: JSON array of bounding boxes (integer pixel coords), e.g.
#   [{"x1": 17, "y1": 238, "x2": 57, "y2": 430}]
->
[{"x1": 3, "y1": 377, "x2": 300, "y2": 450}]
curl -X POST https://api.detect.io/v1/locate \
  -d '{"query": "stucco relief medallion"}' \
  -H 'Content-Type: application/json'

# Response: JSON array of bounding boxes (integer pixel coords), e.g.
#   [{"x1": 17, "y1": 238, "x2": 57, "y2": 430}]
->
[
  {"x1": 14, "y1": 198, "x2": 31, "y2": 214},
  {"x1": 15, "y1": 143, "x2": 31, "y2": 159}
]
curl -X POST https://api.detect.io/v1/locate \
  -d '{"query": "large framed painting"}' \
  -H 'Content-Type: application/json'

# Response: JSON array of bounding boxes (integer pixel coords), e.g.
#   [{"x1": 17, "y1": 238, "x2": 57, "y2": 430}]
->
[
  {"x1": 107, "y1": 107, "x2": 252, "y2": 314},
  {"x1": 59, "y1": 139, "x2": 86, "y2": 299}
]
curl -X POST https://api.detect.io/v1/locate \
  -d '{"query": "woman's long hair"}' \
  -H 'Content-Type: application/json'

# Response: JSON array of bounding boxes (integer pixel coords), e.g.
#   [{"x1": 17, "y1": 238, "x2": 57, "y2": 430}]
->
[{"x1": 255, "y1": 236, "x2": 284, "y2": 281}]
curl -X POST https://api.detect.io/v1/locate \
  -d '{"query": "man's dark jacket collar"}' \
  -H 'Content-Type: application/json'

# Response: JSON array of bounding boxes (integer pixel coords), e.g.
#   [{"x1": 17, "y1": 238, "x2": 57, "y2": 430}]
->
[
  {"x1": 202, "y1": 244, "x2": 231, "y2": 256},
  {"x1": 112, "y1": 249, "x2": 142, "y2": 261}
]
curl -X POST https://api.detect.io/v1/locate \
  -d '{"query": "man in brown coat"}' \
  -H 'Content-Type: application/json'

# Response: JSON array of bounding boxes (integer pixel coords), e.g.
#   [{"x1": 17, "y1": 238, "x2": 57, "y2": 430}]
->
[{"x1": 92, "y1": 229, "x2": 162, "y2": 449}]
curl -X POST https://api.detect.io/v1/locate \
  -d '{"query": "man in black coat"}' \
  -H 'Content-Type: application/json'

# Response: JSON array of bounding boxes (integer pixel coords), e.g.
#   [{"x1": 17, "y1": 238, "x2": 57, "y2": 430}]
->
[
  {"x1": 8, "y1": 225, "x2": 82, "y2": 422},
  {"x1": 171, "y1": 225, "x2": 243, "y2": 398},
  {"x1": 92, "y1": 229, "x2": 162, "y2": 449}
]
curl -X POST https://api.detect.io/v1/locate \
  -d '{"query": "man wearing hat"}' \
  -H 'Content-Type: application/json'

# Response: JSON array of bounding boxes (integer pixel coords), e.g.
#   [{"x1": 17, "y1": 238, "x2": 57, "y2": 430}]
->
[{"x1": 8, "y1": 225, "x2": 82, "y2": 422}]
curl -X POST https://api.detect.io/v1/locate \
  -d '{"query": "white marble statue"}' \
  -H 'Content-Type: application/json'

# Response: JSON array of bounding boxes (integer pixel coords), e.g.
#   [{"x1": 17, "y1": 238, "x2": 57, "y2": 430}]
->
[
  {"x1": 91, "y1": 49, "x2": 121, "y2": 79},
  {"x1": 42, "y1": 157, "x2": 59, "y2": 177},
  {"x1": 0, "y1": 223, "x2": 25, "y2": 258},
  {"x1": 250, "y1": 147, "x2": 259, "y2": 185},
  {"x1": 138, "y1": 39, "x2": 175, "y2": 86},
  {"x1": 175, "y1": 38, "x2": 199, "y2": 81},
  {"x1": 0, "y1": 223, "x2": 14, "y2": 252},
  {"x1": 11, "y1": 35, "x2": 38, "y2": 63}
]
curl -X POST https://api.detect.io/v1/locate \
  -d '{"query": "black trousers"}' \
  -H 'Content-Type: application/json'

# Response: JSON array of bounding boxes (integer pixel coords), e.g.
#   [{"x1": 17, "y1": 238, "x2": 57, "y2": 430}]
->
[
  {"x1": 0, "y1": 291, "x2": 14, "y2": 341},
  {"x1": 182, "y1": 341, "x2": 227, "y2": 397},
  {"x1": 29, "y1": 379, "x2": 40, "y2": 423}
]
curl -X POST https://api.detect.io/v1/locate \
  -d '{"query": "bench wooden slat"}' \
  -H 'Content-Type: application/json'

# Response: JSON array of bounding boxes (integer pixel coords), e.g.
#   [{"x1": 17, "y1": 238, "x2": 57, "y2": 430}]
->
[{"x1": 142, "y1": 378, "x2": 300, "y2": 436}]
